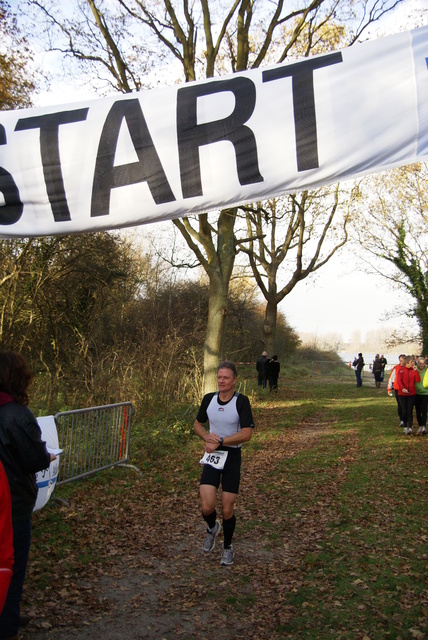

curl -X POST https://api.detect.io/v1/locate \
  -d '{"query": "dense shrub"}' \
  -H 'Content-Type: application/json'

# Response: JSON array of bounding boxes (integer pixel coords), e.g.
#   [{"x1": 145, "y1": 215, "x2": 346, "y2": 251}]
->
[{"x1": 1, "y1": 234, "x2": 301, "y2": 416}]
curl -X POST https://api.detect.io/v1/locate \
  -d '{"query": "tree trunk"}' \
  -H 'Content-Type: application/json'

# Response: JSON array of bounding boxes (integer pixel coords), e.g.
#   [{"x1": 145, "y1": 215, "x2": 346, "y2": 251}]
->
[
  {"x1": 421, "y1": 326, "x2": 428, "y2": 356},
  {"x1": 262, "y1": 299, "x2": 278, "y2": 357},
  {"x1": 202, "y1": 208, "x2": 237, "y2": 393},
  {"x1": 416, "y1": 301, "x2": 428, "y2": 355},
  {"x1": 204, "y1": 272, "x2": 229, "y2": 392}
]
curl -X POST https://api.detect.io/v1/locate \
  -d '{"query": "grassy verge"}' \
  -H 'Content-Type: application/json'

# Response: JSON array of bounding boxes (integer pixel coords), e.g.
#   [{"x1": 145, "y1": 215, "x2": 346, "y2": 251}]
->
[{"x1": 264, "y1": 384, "x2": 427, "y2": 639}]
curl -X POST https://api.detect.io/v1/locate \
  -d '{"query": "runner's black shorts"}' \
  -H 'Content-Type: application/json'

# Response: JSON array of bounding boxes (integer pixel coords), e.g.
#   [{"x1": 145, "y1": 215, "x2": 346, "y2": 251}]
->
[{"x1": 200, "y1": 447, "x2": 242, "y2": 494}]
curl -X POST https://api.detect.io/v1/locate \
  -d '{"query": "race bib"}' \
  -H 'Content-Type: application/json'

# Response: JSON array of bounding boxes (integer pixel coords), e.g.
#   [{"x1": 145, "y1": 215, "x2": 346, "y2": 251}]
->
[{"x1": 200, "y1": 450, "x2": 229, "y2": 470}]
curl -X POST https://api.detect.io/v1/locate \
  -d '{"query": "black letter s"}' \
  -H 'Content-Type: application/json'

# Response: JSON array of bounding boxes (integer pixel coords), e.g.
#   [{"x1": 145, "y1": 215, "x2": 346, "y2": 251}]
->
[{"x1": 0, "y1": 124, "x2": 23, "y2": 226}]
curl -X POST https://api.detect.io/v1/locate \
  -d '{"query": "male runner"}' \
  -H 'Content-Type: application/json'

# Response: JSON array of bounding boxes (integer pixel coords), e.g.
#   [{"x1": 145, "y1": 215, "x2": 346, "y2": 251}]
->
[{"x1": 193, "y1": 361, "x2": 254, "y2": 566}]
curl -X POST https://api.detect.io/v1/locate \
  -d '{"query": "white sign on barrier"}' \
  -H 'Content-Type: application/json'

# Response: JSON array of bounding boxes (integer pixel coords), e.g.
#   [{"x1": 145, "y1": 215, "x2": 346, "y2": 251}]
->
[{"x1": 34, "y1": 416, "x2": 62, "y2": 512}]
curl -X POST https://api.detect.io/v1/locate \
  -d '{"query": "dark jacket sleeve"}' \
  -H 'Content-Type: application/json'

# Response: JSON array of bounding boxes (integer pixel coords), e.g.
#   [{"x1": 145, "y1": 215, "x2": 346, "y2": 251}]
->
[
  {"x1": 0, "y1": 403, "x2": 50, "y2": 475},
  {"x1": 0, "y1": 402, "x2": 51, "y2": 520},
  {"x1": 13, "y1": 413, "x2": 51, "y2": 474}
]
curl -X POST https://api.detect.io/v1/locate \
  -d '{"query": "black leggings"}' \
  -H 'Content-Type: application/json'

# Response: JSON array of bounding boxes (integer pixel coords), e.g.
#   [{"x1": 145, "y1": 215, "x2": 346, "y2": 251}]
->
[
  {"x1": 415, "y1": 394, "x2": 428, "y2": 427},
  {"x1": 395, "y1": 390, "x2": 403, "y2": 421},
  {"x1": 398, "y1": 395, "x2": 415, "y2": 429}
]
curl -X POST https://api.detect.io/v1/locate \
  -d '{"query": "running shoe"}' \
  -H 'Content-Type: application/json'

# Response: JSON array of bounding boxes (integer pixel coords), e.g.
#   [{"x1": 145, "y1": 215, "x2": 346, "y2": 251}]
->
[
  {"x1": 422, "y1": 427, "x2": 427, "y2": 435},
  {"x1": 408, "y1": 427, "x2": 413, "y2": 435},
  {"x1": 203, "y1": 521, "x2": 220, "y2": 553},
  {"x1": 404, "y1": 427, "x2": 409, "y2": 435},
  {"x1": 418, "y1": 426, "x2": 424, "y2": 435},
  {"x1": 220, "y1": 544, "x2": 234, "y2": 566}
]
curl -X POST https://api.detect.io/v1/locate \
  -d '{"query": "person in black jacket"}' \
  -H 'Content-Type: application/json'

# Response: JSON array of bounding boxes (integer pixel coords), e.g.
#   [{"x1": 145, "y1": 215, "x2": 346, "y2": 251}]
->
[
  {"x1": 0, "y1": 351, "x2": 55, "y2": 640},
  {"x1": 266, "y1": 355, "x2": 280, "y2": 392},
  {"x1": 256, "y1": 351, "x2": 268, "y2": 388},
  {"x1": 380, "y1": 355, "x2": 387, "y2": 382},
  {"x1": 352, "y1": 353, "x2": 365, "y2": 387},
  {"x1": 372, "y1": 354, "x2": 383, "y2": 388}
]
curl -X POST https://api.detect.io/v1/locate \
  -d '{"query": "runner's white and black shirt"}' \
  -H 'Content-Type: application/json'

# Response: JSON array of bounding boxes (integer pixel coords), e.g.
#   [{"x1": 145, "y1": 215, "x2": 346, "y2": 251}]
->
[{"x1": 196, "y1": 392, "x2": 254, "y2": 448}]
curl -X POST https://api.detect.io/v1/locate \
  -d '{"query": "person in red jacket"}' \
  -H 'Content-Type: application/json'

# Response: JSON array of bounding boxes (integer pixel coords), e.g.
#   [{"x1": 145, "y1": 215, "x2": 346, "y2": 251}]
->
[
  {"x1": 396, "y1": 355, "x2": 421, "y2": 435},
  {"x1": 387, "y1": 354, "x2": 406, "y2": 427},
  {"x1": 0, "y1": 461, "x2": 13, "y2": 616}
]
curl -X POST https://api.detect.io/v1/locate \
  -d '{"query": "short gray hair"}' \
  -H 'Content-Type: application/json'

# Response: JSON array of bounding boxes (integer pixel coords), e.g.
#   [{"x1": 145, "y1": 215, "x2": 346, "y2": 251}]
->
[{"x1": 217, "y1": 360, "x2": 238, "y2": 377}]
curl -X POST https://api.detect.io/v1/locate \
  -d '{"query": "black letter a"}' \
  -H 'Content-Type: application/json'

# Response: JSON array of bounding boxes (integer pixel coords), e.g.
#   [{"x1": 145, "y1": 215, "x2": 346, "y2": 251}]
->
[{"x1": 91, "y1": 99, "x2": 175, "y2": 217}]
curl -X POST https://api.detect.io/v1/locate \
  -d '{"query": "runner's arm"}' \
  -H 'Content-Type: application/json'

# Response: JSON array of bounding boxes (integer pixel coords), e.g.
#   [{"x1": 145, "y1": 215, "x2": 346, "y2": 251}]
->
[{"x1": 221, "y1": 427, "x2": 253, "y2": 447}]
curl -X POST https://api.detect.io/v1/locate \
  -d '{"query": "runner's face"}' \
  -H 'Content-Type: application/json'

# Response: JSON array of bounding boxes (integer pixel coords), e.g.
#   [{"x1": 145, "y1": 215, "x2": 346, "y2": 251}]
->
[{"x1": 217, "y1": 368, "x2": 237, "y2": 394}]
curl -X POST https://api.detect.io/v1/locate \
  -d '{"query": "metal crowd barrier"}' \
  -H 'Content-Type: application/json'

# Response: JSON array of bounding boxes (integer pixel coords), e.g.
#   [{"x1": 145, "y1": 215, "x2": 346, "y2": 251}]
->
[{"x1": 55, "y1": 402, "x2": 140, "y2": 486}]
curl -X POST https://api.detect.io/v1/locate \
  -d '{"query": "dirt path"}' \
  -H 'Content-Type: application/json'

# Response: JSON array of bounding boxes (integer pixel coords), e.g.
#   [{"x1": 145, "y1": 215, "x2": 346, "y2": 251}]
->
[{"x1": 22, "y1": 409, "x2": 359, "y2": 640}]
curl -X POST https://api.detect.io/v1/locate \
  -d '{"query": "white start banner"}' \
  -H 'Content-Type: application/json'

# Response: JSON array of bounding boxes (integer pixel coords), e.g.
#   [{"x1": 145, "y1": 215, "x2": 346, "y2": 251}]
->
[{"x1": 1, "y1": 26, "x2": 428, "y2": 238}]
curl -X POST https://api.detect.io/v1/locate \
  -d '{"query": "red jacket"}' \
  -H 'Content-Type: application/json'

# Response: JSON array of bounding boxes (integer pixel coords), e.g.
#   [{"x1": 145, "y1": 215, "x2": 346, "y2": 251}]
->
[
  {"x1": 396, "y1": 366, "x2": 421, "y2": 396},
  {"x1": 387, "y1": 364, "x2": 401, "y2": 391},
  {"x1": 0, "y1": 461, "x2": 13, "y2": 614}
]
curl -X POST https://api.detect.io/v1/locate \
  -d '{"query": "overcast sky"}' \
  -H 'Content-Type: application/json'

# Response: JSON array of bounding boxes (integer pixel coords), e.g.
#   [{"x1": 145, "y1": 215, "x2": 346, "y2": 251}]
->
[{"x1": 279, "y1": 248, "x2": 413, "y2": 342}]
